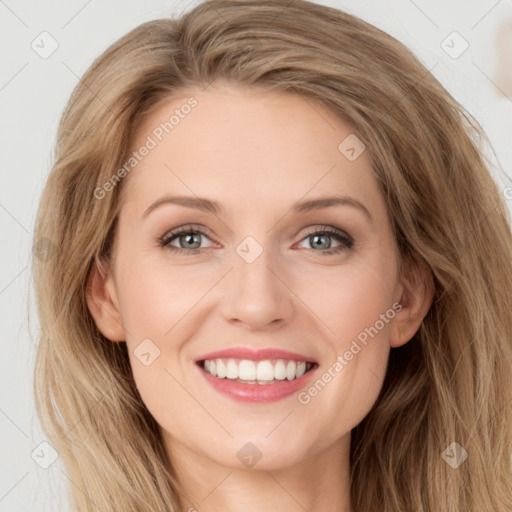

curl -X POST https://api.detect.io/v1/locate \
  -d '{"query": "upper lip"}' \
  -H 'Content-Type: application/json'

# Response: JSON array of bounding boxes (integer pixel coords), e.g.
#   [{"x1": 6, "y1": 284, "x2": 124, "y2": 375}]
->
[{"x1": 194, "y1": 347, "x2": 317, "y2": 363}]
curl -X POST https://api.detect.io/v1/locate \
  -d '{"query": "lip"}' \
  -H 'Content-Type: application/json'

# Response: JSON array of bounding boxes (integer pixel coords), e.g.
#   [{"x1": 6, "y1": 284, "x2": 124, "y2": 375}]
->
[
  {"x1": 197, "y1": 365, "x2": 317, "y2": 402},
  {"x1": 194, "y1": 347, "x2": 317, "y2": 364},
  {"x1": 194, "y1": 346, "x2": 318, "y2": 403}
]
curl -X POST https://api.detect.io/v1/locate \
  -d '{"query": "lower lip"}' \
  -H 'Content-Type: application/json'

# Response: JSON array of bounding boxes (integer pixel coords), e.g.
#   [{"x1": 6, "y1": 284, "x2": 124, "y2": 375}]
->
[{"x1": 197, "y1": 363, "x2": 317, "y2": 403}]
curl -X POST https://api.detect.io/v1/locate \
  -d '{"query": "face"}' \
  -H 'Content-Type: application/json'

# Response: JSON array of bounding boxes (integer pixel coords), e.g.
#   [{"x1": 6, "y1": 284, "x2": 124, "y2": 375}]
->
[{"x1": 88, "y1": 81, "x2": 428, "y2": 473}]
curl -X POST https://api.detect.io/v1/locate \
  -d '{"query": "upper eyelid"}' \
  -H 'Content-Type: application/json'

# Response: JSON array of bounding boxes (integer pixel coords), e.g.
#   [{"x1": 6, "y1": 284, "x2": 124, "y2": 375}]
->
[
  {"x1": 160, "y1": 224, "x2": 352, "y2": 246},
  {"x1": 160, "y1": 224, "x2": 215, "y2": 242}
]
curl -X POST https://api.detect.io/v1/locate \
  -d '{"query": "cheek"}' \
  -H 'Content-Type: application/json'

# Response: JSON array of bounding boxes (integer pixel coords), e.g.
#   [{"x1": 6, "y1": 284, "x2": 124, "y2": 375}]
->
[
  {"x1": 116, "y1": 261, "x2": 219, "y2": 415},
  {"x1": 294, "y1": 260, "x2": 395, "y2": 430},
  {"x1": 301, "y1": 257, "x2": 396, "y2": 342},
  {"x1": 118, "y1": 259, "x2": 216, "y2": 336},
  {"x1": 298, "y1": 315, "x2": 391, "y2": 447}
]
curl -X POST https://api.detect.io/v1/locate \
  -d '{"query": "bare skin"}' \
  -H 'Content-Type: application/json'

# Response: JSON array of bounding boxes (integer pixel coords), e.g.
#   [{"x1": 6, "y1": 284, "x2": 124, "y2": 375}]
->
[{"x1": 87, "y1": 80, "x2": 433, "y2": 512}]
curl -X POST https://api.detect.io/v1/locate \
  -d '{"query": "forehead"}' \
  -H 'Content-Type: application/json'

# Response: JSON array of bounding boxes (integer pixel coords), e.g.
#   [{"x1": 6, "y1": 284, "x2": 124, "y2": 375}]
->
[{"x1": 119, "y1": 83, "x2": 384, "y2": 220}]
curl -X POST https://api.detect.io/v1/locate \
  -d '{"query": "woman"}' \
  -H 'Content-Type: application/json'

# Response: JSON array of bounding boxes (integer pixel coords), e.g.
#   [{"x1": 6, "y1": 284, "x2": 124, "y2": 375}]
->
[{"x1": 32, "y1": 0, "x2": 512, "y2": 510}]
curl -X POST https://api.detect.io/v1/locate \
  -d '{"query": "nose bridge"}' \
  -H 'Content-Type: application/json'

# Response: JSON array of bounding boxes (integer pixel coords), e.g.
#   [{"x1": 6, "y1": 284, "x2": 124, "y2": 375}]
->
[
  {"x1": 233, "y1": 235, "x2": 282, "y2": 299},
  {"x1": 220, "y1": 234, "x2": 294, "y2": 328}
]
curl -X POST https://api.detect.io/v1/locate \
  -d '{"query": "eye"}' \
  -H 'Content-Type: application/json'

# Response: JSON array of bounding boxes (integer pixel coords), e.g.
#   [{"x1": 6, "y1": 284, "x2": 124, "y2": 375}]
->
[
  {"x1": 158, "y1": 224, "x2": 354, "y2": 255},
  {"x1": 158, "y1": 224, "x2": 215, "y2": 254},
  {"x1": 296, "y1": 225, "x2": 354, "y2": 255}
]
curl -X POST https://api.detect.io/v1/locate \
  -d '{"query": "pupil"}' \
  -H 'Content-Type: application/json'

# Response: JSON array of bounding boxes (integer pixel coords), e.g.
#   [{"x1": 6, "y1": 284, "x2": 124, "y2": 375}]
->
[
  {"x1": 311, "y1": 234, "x2": 331, "y2": 249},
  {"x1": 182, "y1": 233, "x2": 200, "y2": 248}
]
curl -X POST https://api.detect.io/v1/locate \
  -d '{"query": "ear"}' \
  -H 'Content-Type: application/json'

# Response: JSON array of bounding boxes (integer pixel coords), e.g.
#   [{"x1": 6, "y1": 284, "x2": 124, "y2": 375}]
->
[
  {"x1": 86, "y1": 257, "x2": 126, "y2": 342},
  {"x1": 390, "y1": 253, "x2": 435, "y2": 348}
]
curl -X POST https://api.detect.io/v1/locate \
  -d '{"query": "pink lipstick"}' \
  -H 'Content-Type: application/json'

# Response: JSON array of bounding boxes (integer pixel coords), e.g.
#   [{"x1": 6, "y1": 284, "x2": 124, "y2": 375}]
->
[{"x1": 195, "y1": 347, "x2": 318, "y2": 403}]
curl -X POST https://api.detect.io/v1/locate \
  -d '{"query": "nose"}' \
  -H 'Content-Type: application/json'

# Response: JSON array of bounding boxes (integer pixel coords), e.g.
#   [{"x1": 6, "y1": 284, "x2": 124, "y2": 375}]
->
[{"x1": 219, "y1": 246, "x2": 295, "y2": 331}]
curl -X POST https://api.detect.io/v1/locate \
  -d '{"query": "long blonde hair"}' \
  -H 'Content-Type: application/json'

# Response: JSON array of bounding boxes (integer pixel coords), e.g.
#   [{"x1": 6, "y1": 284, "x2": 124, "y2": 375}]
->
[{"x1": 32, "y1": 0, "x2": 512, "y2": 510}]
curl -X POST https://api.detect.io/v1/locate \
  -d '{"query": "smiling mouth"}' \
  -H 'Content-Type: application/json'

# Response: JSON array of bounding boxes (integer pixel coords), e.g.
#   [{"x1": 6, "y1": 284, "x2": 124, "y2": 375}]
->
[{"x1": 197, "y1": 358, "x2": 318, "y2": 385}]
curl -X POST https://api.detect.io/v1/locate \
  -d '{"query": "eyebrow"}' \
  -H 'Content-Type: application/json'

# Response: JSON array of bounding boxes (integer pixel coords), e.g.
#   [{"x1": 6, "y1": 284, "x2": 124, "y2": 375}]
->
[{"x1": 142, "y1": 194, "x2": 373, "y2": 223}]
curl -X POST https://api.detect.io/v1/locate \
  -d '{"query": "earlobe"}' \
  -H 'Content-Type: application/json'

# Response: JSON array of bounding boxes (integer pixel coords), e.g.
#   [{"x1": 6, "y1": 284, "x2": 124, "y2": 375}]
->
[
  {"x1": 390, "y1": 255, "x2": 435, "y2": 348},
  {"x1": 85, "y1": 257, "x2": 126, "y2": 342}
]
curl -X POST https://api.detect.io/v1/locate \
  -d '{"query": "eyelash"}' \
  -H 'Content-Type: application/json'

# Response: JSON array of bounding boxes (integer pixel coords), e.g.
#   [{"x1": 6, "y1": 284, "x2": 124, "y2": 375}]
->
[{"x1": 158, "y1": 223, "x2": 354, "y2": 256}]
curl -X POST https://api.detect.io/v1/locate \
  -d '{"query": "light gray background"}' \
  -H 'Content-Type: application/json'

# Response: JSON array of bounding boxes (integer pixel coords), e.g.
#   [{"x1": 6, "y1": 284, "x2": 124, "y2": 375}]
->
[{"x1": 1, "y1": 0, "x2": 511, "y2": 510}]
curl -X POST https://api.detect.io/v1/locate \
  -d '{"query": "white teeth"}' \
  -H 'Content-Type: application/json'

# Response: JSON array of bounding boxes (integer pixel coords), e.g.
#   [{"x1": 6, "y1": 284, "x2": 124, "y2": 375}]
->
[
  {"x1": 274, "y1": 360, "x2": 286, "y2": 380},
  {"x1": 286, "y1": 361, "x2": 297, "y2": 380},
  {"x1": 201, "y1": 358, "x2": 313, "y2": 382},
  {"x1": 256, "y1": 360, "x2": 274, "y2": 381},
  {"x1": 216, "y1": 359, "x2": 226, "y2": 378},
  {"x1": 226, "y1": 358, "x2": 238, "y2": 379},
  {"x1": 239, "y1": 360, "x2": 256, "y2": 380}
]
